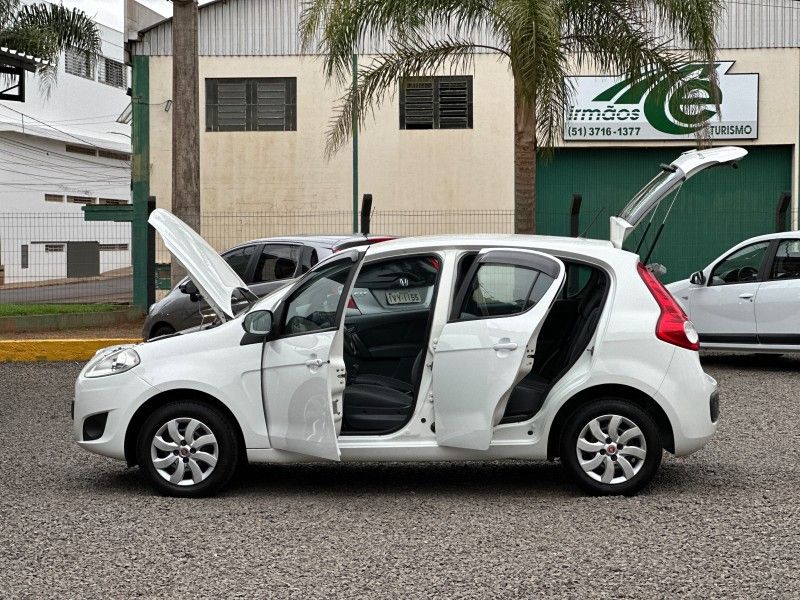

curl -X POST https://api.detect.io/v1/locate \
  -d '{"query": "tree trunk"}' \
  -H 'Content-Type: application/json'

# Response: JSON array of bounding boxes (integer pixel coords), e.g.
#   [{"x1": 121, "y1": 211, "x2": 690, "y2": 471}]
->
[
  {"x1": 171, "y1": 0, "x2": 201, "y2": 285},
  {"x1": 514, "y1": 88, "x2": 537, "y2": 234}
]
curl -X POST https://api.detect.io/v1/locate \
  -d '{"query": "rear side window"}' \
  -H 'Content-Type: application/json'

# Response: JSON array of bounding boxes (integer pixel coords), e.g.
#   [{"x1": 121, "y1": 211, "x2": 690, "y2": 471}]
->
[
  {"x1": 769, "y1": 240, "x2": 800, "y2": 280},
  {"x1": 253, "y1": 244, "x2": 299, "y2": 283},
  {"x1": 457, "y1": 263, "x2": 554, "y2": 319}
]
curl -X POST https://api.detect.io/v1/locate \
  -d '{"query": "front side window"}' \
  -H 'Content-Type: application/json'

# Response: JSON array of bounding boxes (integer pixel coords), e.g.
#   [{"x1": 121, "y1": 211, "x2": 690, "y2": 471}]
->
[
  {"x1": 223, "y1": 244, "x2": 257, "y2": 280},
  {"x1": 769, "y1": 240, "x2": 800, "y2": 280},
  {"x1": 400, "y1": 76, "x2": 473, "y2": 130},
  {"x1": 710, "y1": 242, "x2": 769, "y2": 286},
  {"x1": 282, "y1": 259, "x2": 356, "y2": 335},
  {"x1": 457, "y1": 263, "x2": 554, "y2": 319},
  {"x1": 253, "y1": 245, "x2": 299, "y2": 283},
  {"x1": 206, "y1": 78, "x2": 297, "y2": 132}
]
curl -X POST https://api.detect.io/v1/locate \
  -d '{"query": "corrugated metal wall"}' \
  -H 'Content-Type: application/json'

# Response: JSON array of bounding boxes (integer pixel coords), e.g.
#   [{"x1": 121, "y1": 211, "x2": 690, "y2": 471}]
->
[
  {"x1": 536, "y1": 146, "x2": 793, "y2": 283},
  {"x1": 130, "y1": 0, "x2": 800, "y2": 57}
]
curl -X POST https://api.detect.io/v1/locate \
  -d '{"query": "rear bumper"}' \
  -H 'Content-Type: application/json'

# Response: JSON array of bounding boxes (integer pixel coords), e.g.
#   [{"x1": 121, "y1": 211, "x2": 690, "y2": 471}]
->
[{"x1": 658, "y1": 348, "x2": 718, "y2": 457}]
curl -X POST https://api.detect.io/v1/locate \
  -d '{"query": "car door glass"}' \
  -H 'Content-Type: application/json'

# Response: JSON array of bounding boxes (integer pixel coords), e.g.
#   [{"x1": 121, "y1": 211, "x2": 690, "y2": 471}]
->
[
  {"x1": 253, "y1": 245, "x2": 299, "y2": 284},
  {"x1": 769, "y1": 240, "x2": 800, "y2": 280},
  {"x1": 457, "y1": 263, "x2": 555, "y2": 319},
  {"x1": 709, "y1": 242, "x2": 769, "y2": 286},
  {"x1": 222, "y1": 245, "x2": 256, "y2": 279},
  {"x1": 282, "y1": 260, "x2": 355, "y2": 335}
]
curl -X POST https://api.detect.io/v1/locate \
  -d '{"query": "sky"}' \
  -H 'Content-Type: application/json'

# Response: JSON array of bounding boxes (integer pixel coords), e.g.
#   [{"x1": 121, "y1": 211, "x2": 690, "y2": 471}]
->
[{"x1": 57, "y1": 0, "x2": 174, "y2": 31}]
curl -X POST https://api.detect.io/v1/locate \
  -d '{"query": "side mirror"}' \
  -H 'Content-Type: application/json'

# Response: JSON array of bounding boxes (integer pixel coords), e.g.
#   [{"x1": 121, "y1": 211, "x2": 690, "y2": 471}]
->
[
  {"x1": 242, "y1": 310, "x2": 273, "y2": 336},
  {"x1": 179, "y1": 280, "x2": 201, "y2": 302},
  {"x1": 690, "y1": 271, "x2": 706, "y2": 285}
]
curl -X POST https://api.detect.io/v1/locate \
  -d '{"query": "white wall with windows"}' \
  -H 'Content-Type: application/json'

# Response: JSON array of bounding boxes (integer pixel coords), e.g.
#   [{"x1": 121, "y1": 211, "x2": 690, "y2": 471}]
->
[{"x1": 0, "y1": 19, "x2": 132, "y2": 285}]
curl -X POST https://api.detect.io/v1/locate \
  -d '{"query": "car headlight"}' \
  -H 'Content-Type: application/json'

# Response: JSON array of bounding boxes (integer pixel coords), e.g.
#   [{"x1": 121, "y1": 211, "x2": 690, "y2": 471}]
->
[{"x1": 85, "y1": 348, "x2": 140, "y2": 378}]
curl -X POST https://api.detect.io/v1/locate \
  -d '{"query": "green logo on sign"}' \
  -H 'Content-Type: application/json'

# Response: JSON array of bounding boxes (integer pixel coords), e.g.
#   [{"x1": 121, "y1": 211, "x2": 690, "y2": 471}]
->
[{"x1": 592, "y1": 63, "x2": 722, "y2": 135}]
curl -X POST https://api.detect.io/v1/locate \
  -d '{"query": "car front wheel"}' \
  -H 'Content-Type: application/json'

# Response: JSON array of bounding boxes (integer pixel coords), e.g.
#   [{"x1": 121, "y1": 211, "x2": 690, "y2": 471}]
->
[
  {"x1": 136, "y1": 400, "x2": 240, "y2": 497},
  {"x1": 560, "y1": 398, "x2": 662, "y2": 496}
]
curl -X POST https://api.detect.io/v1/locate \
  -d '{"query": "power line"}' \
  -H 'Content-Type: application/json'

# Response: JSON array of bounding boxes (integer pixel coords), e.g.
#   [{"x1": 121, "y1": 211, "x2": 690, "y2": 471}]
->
[
  {"x1": 0, "y1": 137, "x2": 131, "y2": 170},
  {"x1": 0, "y1": 104, "x2": 121, "y2": 151}
]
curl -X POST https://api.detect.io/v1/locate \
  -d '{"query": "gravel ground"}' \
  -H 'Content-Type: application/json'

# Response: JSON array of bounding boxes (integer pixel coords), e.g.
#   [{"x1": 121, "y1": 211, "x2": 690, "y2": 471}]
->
[{"x1": 1, "y1": 356, "x2": 799, "y2": 599}]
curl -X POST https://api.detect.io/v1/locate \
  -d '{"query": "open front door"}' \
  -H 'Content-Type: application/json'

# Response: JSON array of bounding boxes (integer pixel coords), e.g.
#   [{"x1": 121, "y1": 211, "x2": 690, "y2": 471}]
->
[
  {"x1": 261, "y1": 250, "x2": 363, "y2": 460},
  {"x1": 432, "y1": 249, "x2": 565, "y2": 450}
]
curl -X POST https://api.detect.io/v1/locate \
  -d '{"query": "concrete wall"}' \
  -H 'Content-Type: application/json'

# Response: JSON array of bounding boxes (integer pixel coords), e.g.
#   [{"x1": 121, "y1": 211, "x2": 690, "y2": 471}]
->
[{"x1": 147, "y1": 53, "x2": 513, "y2": 215}]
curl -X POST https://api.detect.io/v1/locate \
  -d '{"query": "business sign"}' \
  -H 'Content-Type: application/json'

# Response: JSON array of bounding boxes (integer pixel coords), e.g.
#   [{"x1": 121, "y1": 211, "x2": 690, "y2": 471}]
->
[{"x1": 564, "y1": 61, "x2": 758, "y2": 141}]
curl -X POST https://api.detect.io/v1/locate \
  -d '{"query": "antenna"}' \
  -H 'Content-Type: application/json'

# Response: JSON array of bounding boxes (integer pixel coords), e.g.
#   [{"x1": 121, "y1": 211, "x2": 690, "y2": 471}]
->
[{"x1": 578, "y1": 207, "x2": 605, "y2": 238}]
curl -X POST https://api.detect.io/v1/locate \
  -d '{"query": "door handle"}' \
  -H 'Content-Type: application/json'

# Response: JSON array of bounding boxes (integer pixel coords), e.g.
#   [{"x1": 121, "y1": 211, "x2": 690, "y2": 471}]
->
[
  {"x1": 492, "y1": 342, "x2": 518, "y2": 351},
  {"x1": 738, "y1": 293, "x2": 754, "y2": 300},
  {"x1": 305, "y1": 358, "x2": 325, "y2": 368}
]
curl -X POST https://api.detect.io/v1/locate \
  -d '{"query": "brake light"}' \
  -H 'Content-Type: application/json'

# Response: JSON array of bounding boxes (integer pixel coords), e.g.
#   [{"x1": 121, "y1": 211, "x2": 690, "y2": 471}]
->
[
  {"x1": 637, "y1": 263, "x2": 699, "y2": 351},
  {"x1": 347, "y1": 296, "x2": 361, "y2": 312}
]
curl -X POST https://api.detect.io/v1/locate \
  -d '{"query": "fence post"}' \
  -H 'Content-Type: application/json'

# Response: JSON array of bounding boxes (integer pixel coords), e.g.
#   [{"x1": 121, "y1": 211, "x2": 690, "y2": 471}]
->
[
  {"x1": 776, "y1": 191, "x2": 791, "y2": 232},
  {"x1": 360, "y1": 193, "x2": 372, "y2": 235},
  {"x1": 146, "y1": 197, "x2": 156, "y2": 308},
  {"x1": 570, "y1": 194, "x2": 582, "y2": 237}
]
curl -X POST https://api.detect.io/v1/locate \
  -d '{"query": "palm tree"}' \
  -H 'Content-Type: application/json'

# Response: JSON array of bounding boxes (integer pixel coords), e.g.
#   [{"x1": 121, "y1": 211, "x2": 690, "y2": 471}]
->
[
  {"x1": 0, "y1": 0, "x2": 101, "y2": 93},
  {"x1": 301, "y1": 0, "x2": 723, "y2": 233}
]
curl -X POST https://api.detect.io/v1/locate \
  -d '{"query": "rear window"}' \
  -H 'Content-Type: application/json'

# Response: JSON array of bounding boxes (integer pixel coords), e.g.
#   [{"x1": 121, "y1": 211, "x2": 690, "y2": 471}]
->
[{"x1": 458, "y1": 262, "x2": 554, "y2": 320}]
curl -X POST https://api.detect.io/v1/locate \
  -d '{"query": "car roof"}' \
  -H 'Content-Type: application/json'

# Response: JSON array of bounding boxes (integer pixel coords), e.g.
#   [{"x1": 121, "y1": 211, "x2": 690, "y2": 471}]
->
[
  {"x1": 227, "y1": 234, "x2": 370, "y2": 251},
  {"x1": 733, "y1": 231, "x2": 800, "y2": 245},
  {"x1": 365, "y1": 233, "x2": 616, "y2": 256}
]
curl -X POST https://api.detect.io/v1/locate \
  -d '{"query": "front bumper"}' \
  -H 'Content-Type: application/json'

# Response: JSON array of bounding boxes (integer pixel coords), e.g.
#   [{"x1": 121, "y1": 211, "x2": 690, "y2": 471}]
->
[{"x1": 73, "y1": 363, "x2": 155, "y2": 461}]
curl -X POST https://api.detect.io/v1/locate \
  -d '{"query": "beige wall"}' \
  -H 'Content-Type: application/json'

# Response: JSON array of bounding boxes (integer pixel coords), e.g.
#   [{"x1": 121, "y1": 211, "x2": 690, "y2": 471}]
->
[
  {"x1": 148, "y1": 54, "x2": 514, "y2": 217},
  {"x1": 148, "y1": 48, "x2": 799, "y2": 222}
]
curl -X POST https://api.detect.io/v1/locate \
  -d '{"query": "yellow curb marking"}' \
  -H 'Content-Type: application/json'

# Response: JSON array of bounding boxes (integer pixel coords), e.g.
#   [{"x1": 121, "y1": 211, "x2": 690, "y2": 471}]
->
[{"x1": 0, "y1": 339, "x2": 142, "y2": 362}]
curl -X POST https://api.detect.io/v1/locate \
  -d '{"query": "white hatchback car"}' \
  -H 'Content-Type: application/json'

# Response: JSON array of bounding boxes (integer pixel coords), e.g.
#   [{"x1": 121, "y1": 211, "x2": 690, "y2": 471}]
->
[
  {"x1": 73, "y1": 148, "x2": 742, "y2": 497},
  {"x1": 668, "y1": 231, "x2": 800, "y2": 353}
]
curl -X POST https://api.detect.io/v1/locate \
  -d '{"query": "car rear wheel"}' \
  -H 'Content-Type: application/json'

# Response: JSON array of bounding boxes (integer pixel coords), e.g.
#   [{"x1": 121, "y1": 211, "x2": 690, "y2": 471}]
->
[
  {"x1": 560, "y1": 398, "x2": 662, "y2": 496},
  {"x1": 136, "y1": 400, "x2": 239, "y2": 497}
]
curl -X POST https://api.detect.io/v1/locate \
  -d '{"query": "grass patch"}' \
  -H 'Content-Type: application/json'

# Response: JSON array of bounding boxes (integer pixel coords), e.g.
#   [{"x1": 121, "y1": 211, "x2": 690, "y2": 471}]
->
[{"x1": 0, "y1": 304, "x2": 122, "y2": 317}]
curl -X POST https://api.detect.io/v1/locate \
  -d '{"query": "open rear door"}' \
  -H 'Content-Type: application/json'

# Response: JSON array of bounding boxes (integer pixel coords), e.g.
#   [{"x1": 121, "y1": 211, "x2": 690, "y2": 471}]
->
[{"x1": 432, "y1": 249, "x2": 565, "y2": 450}]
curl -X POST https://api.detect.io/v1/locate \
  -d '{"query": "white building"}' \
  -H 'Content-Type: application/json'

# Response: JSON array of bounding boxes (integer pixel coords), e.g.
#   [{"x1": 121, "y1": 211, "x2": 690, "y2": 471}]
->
[{"x1": 0, "y1": 19, "x2": 132, "y2": 286}]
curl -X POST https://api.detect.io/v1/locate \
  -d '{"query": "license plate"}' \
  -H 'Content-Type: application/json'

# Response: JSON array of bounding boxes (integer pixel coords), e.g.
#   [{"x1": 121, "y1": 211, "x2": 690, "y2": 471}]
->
[{"x1": 386, "y1": 289, "x2": 422, "y2": 305}]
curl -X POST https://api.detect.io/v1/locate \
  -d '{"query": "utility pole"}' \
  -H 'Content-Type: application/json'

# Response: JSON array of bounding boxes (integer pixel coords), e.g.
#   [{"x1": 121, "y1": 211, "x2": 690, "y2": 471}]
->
[{"x1": 170, "y1": 0, "x2": 201, "y2": 285}]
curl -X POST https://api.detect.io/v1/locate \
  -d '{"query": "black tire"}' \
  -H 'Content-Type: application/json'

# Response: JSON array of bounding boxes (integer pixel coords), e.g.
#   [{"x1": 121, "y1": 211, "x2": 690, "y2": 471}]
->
[
  {"x1": 149, "y1": 324, "x2": 176, "y2": 340},
  {"x1": 136, "y1": 400, "x2": 240, "y2": 498},
  {"x1": 560, "y1": 398, "x2": 662, "y2": 496}
]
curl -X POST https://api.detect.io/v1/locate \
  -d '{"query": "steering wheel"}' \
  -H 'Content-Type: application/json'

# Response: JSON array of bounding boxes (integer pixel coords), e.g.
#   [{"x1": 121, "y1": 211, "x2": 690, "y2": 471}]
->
[{"x1": 737, "y1": 266, "x2": 758, "y2": 282}]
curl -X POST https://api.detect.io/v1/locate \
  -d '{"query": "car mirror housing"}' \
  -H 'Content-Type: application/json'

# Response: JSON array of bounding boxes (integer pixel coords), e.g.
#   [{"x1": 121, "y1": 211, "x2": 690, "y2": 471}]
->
[
  {"x1": 242, "y1": 310, "x2": 273, "y2": 336},
  {"x1": 690, "y1": 271, "x2": 706, "y2": 285},
  {"x1": 179, "y1": 280, "x2": 201, "y2": 302}
]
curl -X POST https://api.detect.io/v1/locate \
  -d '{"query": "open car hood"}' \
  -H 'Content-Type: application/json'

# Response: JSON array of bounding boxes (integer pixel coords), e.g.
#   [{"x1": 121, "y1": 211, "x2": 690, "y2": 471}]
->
[
  {"x1": 610, "y1": 146, "x2": 748, "y2": 249},
  {"x1": 148, "y1": 209, "x2": 250, "y2": 321}
]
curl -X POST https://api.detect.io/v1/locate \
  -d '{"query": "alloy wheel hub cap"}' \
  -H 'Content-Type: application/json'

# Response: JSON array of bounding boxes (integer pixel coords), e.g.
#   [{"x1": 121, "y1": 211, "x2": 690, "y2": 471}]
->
[
  {"x1": 150, "y1": 417, "x2": 219, "y2": 487},
  {"x1": 575, "y1": 414, "x2": 647, "y2": 485}
]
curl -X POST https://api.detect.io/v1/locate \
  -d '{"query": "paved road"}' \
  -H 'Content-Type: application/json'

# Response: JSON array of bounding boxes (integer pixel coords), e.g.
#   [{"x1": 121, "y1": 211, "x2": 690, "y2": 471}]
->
[
  {"x1": 0, "y1": 275, "x2": 132, "y2": 303},
  {"x1": 1, "y1": 356, "x2": 799, "y2": 598}
]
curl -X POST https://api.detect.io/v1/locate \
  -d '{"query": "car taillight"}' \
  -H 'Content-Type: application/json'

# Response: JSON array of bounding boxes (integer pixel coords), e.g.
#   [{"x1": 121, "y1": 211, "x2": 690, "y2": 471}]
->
[
  {"x1": 637, "y1": 262, "x2": 699, "y2": 351},
  {"x1": 347, "y1": 296, "x2": 360, "y2": 312}
]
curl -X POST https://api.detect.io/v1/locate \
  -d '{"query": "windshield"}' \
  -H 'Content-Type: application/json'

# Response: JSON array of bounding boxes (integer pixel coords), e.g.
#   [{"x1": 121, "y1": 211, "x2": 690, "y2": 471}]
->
[{"x1": 618, "y1": 169, "x2": 682, "y2": 225}]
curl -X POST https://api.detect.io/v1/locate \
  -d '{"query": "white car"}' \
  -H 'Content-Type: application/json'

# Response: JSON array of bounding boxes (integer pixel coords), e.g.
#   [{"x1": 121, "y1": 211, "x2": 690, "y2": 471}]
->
[
  {"x1": 73, "y1": 148, "x2": 743, "y2": 497},
  {"x1": 668, "y1": 231, "x2": 800, "y2": 353}
]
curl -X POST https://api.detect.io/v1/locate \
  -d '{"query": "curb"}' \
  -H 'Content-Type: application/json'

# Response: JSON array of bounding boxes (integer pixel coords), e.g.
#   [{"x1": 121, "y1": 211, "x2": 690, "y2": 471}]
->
[{"x1": 0, "y1": 339, "x2": 142, "y2": 362}]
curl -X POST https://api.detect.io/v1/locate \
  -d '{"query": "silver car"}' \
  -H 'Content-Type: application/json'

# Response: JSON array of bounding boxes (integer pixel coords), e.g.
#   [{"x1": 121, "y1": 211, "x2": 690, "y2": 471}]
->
[{"x1": 143, "y1": 234, "x2": 393, "y2": 339}]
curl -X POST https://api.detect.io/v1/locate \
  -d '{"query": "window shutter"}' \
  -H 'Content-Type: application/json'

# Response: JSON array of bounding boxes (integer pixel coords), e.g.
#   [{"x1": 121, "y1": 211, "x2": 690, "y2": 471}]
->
[
  {"x1": 254, "y1": 79, "x2": 296, "y2": 131},
  {"x1": 436, "y1": 77, "x2": 471, "y2": 129},
  {"x1": 401, "y1": 79, "x2": 435, "y2": 129},
  {"x1": 214, "y1": 80, "x2": 248, "y2": 131},
  {"x1": 207, "y1": 78, "x2": 297, "y2": 132}
]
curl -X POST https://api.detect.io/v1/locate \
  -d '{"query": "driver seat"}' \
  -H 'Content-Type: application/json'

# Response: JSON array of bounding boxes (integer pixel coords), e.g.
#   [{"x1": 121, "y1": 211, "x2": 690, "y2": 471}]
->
[{"x1": 342, "y1": 350, "x2": 425, "y2": 432}]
